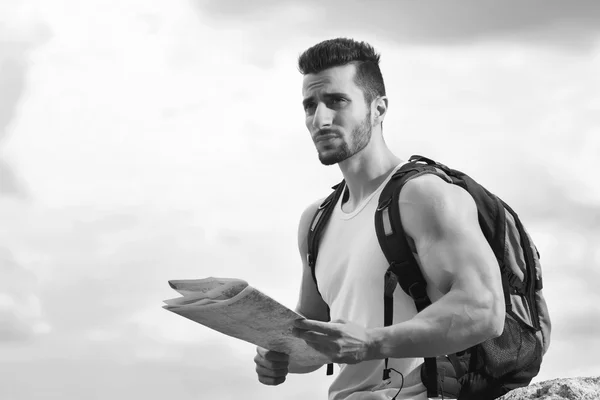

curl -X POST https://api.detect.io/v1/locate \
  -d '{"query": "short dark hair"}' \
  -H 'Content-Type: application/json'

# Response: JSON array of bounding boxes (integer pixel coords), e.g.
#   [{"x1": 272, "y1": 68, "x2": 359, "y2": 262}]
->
[{"x1": 298, "y1": 38, "x2": 386, "y2": 104}]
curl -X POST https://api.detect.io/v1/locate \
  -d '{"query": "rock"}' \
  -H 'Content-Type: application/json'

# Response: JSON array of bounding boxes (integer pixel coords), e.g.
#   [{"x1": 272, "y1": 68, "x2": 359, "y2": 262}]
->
[{"x1": 499, "y1": 377, "x2": 600, "y2": 400}]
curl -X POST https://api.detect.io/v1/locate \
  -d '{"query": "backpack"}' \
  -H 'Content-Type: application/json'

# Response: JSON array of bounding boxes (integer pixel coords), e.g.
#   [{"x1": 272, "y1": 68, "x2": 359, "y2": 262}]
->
[{"x1": 306, "y1": 155, "x2": 551, "y2": 400}]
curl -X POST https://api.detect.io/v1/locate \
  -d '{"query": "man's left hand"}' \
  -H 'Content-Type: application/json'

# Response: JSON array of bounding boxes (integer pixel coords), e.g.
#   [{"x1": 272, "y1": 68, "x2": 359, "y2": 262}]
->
[{"x1": 292, "y1": 319, "x2": 376, "y2": 364}]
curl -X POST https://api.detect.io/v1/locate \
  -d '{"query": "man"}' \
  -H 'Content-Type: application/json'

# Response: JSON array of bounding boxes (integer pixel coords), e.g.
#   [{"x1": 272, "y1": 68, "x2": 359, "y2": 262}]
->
[{"x1": 254, "y1": 38, "x2": 505, "y2": 400}]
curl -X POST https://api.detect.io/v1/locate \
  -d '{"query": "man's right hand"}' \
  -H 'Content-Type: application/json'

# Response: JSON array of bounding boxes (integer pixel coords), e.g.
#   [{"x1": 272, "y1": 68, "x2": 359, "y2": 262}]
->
[{"x1": 254, "y1": 347, "x2": 290, "y2": 386}]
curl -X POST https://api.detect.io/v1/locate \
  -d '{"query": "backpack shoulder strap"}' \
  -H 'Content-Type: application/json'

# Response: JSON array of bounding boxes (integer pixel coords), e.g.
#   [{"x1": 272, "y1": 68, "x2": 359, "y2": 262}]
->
[
  {"x1": 306, "y1": 181, "x2": 345, "y2": 377},
  {"x1": 375, "y1": 157, "x2": 452, "y2": 306},
  {"x1": 375, "y1": 156, "x2": 454, "y2": 398},
  {"x1": 307, "y1": 181, "x2": 346, "y2": 282}
]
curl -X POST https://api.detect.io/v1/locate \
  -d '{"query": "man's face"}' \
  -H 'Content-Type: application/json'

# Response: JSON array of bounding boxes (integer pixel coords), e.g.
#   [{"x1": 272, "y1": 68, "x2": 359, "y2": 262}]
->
[{"x1": 302, "y1": 64, "x2": 373, "y2": 166}]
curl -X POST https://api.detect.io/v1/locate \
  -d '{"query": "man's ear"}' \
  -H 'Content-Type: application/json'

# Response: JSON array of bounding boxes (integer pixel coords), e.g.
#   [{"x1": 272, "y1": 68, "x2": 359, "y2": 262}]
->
[{"x1": 373, "y1": 96, "x2": 388, "y2": 123}]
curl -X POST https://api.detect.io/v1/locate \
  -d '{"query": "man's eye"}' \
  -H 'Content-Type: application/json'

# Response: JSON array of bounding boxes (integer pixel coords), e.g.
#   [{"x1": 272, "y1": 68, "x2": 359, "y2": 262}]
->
[{"x1": 304, "y1": 103, "x2": 316, "y2": 111}]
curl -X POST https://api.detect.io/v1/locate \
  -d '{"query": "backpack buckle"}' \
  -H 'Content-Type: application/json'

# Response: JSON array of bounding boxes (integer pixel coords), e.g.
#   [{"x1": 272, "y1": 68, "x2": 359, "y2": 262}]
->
[
  {"x1": 384, "y1": 270, "x2": 398, "y2": 298},
  {"x1": 318, "y1": 199, "x2": 332, "y2": 210},
  {"x1": 508, "y1": 273, "x2": 521, "y2": 287},
  {"x1": 377, "y1": 196, "x2": 393, "y2": 212},
  {"x1": 507, "y1": 273, "x2": 527, "y2": 295}
]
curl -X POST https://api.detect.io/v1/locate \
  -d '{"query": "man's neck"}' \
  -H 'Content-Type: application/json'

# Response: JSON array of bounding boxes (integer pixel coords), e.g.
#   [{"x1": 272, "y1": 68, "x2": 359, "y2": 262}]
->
[{"x1": 337, "y1": 140, "x2": 403, "y2": 210}]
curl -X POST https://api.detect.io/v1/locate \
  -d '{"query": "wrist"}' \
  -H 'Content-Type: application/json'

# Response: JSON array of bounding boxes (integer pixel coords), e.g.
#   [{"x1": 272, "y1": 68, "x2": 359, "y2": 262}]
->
[{"x1": 366, "y1": 327, "x2": 388, "y2": 361}]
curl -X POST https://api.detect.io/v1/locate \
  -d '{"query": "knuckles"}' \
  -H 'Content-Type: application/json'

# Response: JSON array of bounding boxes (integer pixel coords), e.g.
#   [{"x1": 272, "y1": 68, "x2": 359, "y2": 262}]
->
[
  {"x1": 254, "y1": 349, "x2": 289, "y2": 386},
  {"x1": 258, "y1": 375, "x2": 286, "y2": 386}
]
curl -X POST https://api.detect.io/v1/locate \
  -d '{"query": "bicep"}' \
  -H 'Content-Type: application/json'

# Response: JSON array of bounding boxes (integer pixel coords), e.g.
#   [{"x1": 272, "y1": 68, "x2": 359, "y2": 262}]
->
[
  {"x1": 400, "y1": 176, "x2": 503, "y2": 303},
  {"x1": 295, "y1": 200, "x2": 330, "y2": 322}
]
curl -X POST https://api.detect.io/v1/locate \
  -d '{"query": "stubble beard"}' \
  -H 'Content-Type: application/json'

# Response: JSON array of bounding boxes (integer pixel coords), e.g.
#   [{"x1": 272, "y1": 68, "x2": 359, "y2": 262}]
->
[{"x1": 318, "y1": 110, "x2": 373, "y2": 166}]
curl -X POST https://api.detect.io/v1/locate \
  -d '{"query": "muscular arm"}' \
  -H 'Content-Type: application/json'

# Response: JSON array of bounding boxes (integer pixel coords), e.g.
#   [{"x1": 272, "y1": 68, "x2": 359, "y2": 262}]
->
[
  {"x1": 290, "y1": 200, "x2": 330, "y2": 373},
  {"x1": 369, "y1": 174, "x2": 505, "y2": 359}
]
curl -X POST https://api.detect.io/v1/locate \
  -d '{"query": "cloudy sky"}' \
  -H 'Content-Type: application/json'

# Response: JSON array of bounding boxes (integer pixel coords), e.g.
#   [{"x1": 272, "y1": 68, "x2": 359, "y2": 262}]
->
[{"x1": 1, "y1": 0, "x2": 599, "y2": 399}]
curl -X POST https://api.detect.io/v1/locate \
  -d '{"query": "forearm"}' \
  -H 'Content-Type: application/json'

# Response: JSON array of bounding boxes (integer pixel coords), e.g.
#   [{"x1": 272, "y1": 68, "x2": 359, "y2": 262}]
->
[{"x1": 368, "y1": 289, "x2": 503, "y2": 360}]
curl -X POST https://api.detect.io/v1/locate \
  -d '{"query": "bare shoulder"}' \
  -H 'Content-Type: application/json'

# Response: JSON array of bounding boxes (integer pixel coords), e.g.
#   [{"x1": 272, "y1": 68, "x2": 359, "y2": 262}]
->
[{"x1": 398, "y1": 173, "x2": 478, "y2": 240}]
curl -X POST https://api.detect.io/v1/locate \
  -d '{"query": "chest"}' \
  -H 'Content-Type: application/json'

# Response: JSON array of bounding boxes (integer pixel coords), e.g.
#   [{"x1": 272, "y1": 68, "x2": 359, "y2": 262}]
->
[{"x1": 314, "y1": 203, "x2": 390, "y2": 307}]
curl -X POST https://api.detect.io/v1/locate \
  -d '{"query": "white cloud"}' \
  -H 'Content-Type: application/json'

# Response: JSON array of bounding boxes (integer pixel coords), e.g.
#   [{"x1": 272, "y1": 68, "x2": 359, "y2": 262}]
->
[
  {"x1": 194, "y1": 0, "x2": 600, "y2": 49},
  {"x1": 0, "y1": 0, "x2": 50, "y2": 199},
  {"x1": 0, "y1": 247, "x2": 51, "y2": 341}
]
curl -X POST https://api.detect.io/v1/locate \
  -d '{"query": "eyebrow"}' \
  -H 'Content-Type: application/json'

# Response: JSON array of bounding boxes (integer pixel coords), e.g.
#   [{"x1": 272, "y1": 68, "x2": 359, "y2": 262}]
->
[{"x1": 302, "y1": 92, "x2": 349, "y2": 107}]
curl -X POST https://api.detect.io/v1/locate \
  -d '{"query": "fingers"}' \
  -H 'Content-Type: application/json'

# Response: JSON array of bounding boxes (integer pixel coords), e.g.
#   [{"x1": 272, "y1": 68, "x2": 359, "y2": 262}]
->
[
  {"x1": 292, "y1": 328, "x2": 328, "y2": 343},
  {"x1": 293, "y1": 319, "x2": 340, "y2": 336},
  {"x1": 255, "y1": 364, "x2": 287, "y2": 386},
  {"x1": 297, "y1": 333, "x2": 334, "y2": 356},
  {"x1": 292, "y1": 325, "x2": 333, "y2": 355},
  {"x1": 257, "y1": 374, "x2": 286, "y2": 386},
  {"x1": 255, "y1": 364, "x2": 288, "y2": 381},
  {"x1": 256, "y1": 347, "x2": 289, "y2": 363},
  {"x1": 254, "y1": 353, "x2": 289, "y2": 370},
  {"x1": 302, "y1": 339, "x2": 326, "y2": 354},
  {"x1": 254, "y1": 347, "x2": 289, "y2": 386}
]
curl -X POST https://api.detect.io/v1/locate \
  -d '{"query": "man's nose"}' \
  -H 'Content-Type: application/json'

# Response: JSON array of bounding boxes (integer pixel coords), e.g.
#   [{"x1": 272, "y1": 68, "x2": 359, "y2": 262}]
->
[{"x1": 311, "y1": 103, "x2": 333, "y2": 130}]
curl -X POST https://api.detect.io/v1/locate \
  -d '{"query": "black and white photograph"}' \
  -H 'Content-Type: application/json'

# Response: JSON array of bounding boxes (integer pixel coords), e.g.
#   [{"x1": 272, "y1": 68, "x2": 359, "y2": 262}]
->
[{"x1": 1, "y1": 1, "x2": 599, "y2": 399}]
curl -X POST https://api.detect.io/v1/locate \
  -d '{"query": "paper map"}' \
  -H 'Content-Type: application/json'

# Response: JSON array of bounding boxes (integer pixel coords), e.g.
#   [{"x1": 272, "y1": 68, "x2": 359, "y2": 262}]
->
[{"x1": 163, "y1": 277, "x2": 331, "y2": 368}]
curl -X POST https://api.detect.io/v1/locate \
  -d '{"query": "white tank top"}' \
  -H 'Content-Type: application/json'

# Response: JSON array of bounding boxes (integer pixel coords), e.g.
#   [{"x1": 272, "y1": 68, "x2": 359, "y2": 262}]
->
[{"x1": 315, "y1": 164, "x2": 429, "y2": 400}]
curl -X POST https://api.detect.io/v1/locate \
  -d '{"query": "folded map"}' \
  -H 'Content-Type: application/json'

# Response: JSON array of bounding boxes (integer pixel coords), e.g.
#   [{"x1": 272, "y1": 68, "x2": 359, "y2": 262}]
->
[{"x1": 163, "y1": 277, "x2": 331, "y2": 368}]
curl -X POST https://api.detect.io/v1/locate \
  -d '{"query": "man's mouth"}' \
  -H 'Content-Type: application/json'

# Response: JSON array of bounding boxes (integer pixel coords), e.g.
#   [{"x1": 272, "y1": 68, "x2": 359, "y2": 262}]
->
[{"x1": 315, "y1": 133, "x2": 339, "y2": 143}]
